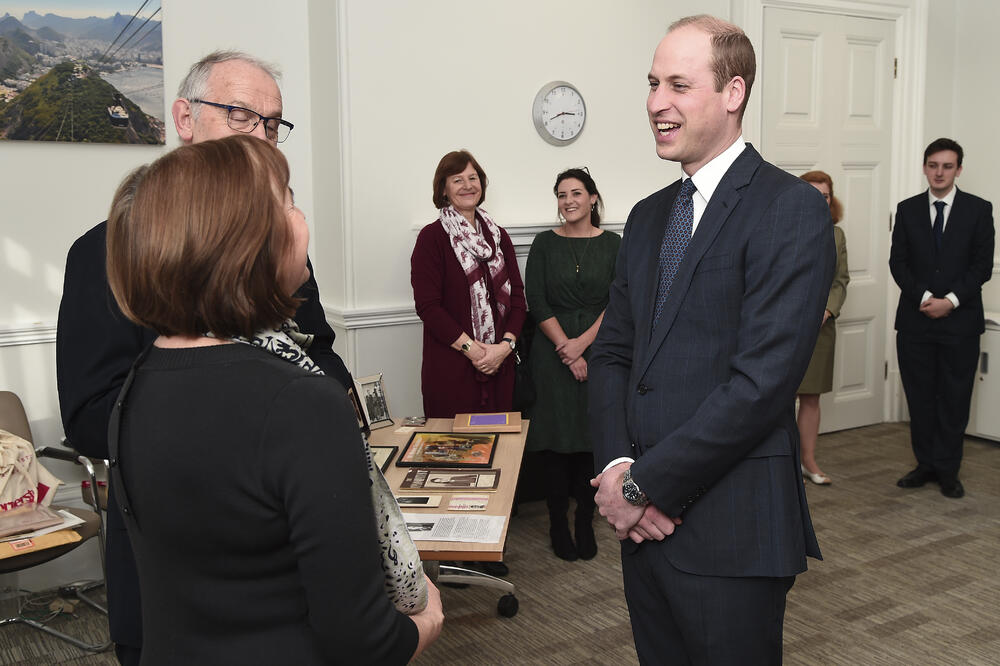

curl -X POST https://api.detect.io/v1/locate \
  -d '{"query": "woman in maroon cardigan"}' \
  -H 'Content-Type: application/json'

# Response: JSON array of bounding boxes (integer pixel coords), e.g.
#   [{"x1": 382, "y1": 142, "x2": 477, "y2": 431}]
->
[{"x1": 410, "y1": 150, "x2": 526, "y2": 420}]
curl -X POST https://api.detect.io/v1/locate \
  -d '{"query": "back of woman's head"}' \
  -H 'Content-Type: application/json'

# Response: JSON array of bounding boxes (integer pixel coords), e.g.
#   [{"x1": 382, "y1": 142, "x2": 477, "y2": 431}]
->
[
  {"x1": 107, "y1": 134, "x2": 299, "y2": 339},
  {"x1": 800, "y1": 169, "x2": 843, "y2": 223},
  {"x1": 554, "y1": 167, "x2": 604, "y2": 227}
]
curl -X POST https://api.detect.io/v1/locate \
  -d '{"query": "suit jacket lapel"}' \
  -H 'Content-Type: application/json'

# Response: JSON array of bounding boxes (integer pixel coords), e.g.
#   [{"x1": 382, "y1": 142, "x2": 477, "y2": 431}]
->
[{"x1": 639, "y1": 146, "x2": 761, "y2": 380}]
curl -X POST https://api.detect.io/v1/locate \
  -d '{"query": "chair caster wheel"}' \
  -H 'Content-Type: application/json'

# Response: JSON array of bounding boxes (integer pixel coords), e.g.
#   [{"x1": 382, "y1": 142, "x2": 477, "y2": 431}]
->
[{"x1": 497, "y1": 593, "x2": 519, "y2": 617}]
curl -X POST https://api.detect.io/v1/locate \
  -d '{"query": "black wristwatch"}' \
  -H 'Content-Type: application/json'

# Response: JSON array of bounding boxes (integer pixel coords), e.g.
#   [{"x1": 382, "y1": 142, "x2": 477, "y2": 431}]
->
[
  {"x1": 502, "y1": 336, "x2": 516, "y2": 351},
  {"x1": 622, "y1": 469, "x2": 649, "y2": 506}
]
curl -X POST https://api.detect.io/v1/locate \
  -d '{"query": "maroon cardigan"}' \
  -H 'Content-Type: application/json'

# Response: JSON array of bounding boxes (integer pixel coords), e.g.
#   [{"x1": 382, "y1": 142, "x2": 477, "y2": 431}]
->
[{"x1": 411, "y1": 219, "x2": 526, "y2": 418}]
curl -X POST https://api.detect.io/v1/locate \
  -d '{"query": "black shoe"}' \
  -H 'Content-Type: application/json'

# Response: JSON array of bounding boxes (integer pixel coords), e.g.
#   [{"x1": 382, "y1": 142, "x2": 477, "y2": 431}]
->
[
  {"x1": 575, "y1": 519, "x2": 597, "y2": 560},
  {"x1": 550, "y1": 525, "x2": 578, "y2": 561},
  {"x1": 897, "y1": 467, "x2": 937, "y2": 488},
  {"x1": 940, "y1": 479, "x2": 965, "y2": 499},
  {"x1": 479, "y1": 560, "x2": 509, "y2": 577}
]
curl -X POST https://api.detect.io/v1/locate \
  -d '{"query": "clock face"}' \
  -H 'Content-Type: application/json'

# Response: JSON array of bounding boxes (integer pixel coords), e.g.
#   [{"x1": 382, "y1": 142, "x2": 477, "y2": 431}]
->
[{"x1": 533, "y1": 82, "x2": 586, "y2": 146}]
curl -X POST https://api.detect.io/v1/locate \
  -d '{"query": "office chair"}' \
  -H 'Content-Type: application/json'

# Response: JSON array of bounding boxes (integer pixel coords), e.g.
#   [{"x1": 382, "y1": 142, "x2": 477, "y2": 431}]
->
[{"x1": 0, "y1": 390, "x2": 110, "y2": 652}]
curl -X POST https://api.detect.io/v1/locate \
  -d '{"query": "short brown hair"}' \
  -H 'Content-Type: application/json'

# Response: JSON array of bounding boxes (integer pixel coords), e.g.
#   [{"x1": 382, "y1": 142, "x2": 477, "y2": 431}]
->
[
  {"x1": 669, "y1": 15, "x2": 756, "y2": 119},
  {"x1": 107, "y1": 135, "x2": 299, "y2": 338},
  {"x1": 800, "y1": 170, "x2": 843, "y2": 223},
  {"x1": 432, "y1": 150, "x2": 488, "y2": 209}
]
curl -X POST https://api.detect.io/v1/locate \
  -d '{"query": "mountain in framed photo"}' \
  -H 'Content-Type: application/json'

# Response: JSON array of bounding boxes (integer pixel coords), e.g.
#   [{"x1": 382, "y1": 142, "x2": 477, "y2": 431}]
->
[{"x1": 0, "y1": 4, "x2": 165, "y2": 144}]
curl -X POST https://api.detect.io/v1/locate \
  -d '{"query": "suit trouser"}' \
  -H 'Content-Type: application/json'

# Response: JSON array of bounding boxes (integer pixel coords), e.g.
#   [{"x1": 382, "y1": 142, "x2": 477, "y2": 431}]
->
[
  {"x1": 622, "y1": 540, "x2": 794, "y2": 666},
  {"x1": 896, "y1": 332, "x2": 980, "y2": 480}
]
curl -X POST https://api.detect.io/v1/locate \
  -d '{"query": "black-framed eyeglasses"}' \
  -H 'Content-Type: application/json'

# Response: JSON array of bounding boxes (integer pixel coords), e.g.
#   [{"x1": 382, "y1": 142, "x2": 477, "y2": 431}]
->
[{"x1": 190, "y1": 99, "x2": 294, "y2": 143}]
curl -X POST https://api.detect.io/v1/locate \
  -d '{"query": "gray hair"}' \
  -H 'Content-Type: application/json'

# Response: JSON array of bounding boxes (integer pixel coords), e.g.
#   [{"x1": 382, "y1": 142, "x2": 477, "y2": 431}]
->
[{"x1": 176, "y1": 50, "x2": 282, "y2": 119}]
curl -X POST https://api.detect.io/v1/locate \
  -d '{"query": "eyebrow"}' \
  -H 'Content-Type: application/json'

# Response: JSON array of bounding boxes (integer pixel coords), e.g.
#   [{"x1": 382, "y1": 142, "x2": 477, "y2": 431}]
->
[{"x1": 228, "y1": 99, "x2": 283, "y2": 118}]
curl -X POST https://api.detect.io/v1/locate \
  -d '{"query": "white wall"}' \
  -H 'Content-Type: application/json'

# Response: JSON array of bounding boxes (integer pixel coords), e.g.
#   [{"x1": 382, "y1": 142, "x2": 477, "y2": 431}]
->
[
  {"x1": 318, "y1": 0, "x2": 727, "y2": 415},
  {"x1": 952, "y1": 0, "x2": 1000, "y2": 313}
]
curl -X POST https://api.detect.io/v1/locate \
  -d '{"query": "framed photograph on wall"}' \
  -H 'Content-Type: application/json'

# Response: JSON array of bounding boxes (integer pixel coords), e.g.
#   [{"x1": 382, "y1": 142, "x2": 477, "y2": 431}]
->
[{"x1": 354, "y1": 373, "x2": 393, "y2": 430}]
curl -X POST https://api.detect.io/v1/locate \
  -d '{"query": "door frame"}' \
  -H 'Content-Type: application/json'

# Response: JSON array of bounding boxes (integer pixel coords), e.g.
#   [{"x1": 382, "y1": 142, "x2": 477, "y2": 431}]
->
[{"x1": 736, "y1": 0, "x2": 928, "y2": 422}]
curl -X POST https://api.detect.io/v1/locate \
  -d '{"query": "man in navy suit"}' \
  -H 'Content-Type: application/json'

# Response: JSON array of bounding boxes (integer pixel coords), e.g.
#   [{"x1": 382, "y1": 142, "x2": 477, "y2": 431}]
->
[
  {"x1": 589, "y1": 15, "x2": 834, "y2": 664},
  {"x1": 890, "y1": 138, "x2": 994, "y2": 499},
  {"x1": 57, "y1": 51, "x2": 352, "y2": 665}
]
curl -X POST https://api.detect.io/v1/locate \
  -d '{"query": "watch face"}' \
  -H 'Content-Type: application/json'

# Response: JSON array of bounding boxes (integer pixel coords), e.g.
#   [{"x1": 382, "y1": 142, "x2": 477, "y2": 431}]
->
[{"x1": 533, "y1": 82, "x2": 586, "y2": 145}]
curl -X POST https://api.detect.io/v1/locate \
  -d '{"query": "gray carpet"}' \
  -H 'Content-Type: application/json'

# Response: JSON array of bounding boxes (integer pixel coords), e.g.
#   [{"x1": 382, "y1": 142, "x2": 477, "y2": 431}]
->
[{"x1": 1, "y1": 423, "x2": 997, "y2": 664}]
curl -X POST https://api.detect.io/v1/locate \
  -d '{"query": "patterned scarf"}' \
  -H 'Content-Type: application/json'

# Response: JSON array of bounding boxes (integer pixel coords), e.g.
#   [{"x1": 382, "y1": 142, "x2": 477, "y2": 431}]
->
[
  {"x1": 438, "y1": 205, "x2": 511, "y2": 344},
  {"x1": 231, "y1": 319, "x2": 322, "y2": 375}
]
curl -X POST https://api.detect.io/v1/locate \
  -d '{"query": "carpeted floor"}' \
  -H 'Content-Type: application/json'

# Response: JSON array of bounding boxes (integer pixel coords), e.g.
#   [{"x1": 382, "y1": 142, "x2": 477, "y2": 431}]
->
[{"x1": 1, "y1": 423, "x2": 997, "y2": 665}]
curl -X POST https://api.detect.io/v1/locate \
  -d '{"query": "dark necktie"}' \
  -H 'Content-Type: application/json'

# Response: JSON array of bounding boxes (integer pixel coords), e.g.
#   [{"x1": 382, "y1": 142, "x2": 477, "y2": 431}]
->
[
  {"x1": 653, "y1": 178, "x2": 697, "y2": 327},
  {"x1": 932, "y1": 200, "x2": 946, "y2": 251}
]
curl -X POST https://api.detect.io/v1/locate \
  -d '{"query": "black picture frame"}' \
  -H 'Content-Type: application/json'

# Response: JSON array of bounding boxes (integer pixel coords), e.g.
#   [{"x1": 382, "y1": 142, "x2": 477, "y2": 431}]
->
[
  {"x1": 370, "y1": 445, "x2": 397, "y2": 472},
  {"x1": 396, "y1": 431, "x2": 499, "y2": 468}
]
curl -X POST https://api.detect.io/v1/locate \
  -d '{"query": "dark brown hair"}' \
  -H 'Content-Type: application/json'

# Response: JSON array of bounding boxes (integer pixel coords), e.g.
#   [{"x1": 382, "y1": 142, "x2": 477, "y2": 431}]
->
[
  {"x1": 106, "y1": 134, "x2": 299, "y2": 338},
  {"x1": 669, "y1": 15, "x2": 756, "y2": 120},
  {"x1": 924, "y1": 137, "x2": 963, "y2": 166},
  {"x1": 554, "y1": 168, "x2": 604, "y2": 228},
  {"x1": 800, "y1": 170, "x2": 843, "y2": 224},
  {"x1": 432, "y1": 150, "x2": 488, "y2": 208}
]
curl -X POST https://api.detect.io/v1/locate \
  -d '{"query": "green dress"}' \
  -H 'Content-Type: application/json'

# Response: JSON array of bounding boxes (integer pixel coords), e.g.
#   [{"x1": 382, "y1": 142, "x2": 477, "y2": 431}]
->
[{"x1": 524, "y1": 229, "x2": 621, "y2": 453}]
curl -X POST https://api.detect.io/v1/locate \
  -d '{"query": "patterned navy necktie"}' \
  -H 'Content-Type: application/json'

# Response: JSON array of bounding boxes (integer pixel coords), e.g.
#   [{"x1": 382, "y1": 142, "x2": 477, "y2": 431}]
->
[
  {"x1": 653, "y1": 178, "x2": 697, "y2": 327},
  {"x1": 932, "y1": 200, "x2": 946, "y2": 251}
]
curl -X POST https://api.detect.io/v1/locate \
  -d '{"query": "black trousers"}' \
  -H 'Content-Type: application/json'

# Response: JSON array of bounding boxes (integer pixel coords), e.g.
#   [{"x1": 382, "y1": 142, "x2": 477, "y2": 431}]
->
[
  {"x1": 622, "y1": 542, "x2": 794, "y2": 665},
  {"x1": 896, "y1": 332, "x2": 980, "y2": 480}
]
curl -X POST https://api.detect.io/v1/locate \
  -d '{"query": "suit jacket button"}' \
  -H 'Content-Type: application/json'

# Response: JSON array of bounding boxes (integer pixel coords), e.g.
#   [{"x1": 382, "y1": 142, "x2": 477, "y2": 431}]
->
[{"x1": 637, "y1": 384, "x2": 648, "y2": 395}]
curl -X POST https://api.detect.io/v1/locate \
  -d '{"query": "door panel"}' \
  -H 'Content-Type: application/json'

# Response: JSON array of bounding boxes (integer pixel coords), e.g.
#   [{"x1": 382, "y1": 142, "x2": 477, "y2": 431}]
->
[{"x1": 763, "y1": 8, "x2": 894, "y2": 432}]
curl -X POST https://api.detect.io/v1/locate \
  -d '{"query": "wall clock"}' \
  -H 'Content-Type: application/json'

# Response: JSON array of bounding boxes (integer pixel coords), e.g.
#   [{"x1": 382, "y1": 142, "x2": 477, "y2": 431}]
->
[{"x1": 532, "y1": 81, "x2": 586, "y2": 146}]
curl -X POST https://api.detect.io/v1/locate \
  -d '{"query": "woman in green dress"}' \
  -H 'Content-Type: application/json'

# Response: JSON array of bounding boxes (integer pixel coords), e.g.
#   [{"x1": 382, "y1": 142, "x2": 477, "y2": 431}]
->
[
  {"x1": 525, "y1": 168, "x2": 620, "y2": 561},
  {"x1": 797, "y1": 170, "x2": 849, "y2": 485}
]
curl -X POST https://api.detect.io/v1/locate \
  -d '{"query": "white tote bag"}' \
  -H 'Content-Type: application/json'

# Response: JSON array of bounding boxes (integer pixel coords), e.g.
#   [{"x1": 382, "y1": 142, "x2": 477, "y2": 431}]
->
[{"x1": 0, "y1": 429, "x2": 63, "y2": 511}]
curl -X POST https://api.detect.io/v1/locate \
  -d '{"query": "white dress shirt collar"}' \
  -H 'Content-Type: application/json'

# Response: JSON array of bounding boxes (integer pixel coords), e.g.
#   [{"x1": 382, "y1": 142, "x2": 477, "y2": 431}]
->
[
  {"x1": 686, "y1": 136, "x2": 746, "y2": 234},
  {"x1": 928, "y1": 186, "x2": 957, "y2": 209}
]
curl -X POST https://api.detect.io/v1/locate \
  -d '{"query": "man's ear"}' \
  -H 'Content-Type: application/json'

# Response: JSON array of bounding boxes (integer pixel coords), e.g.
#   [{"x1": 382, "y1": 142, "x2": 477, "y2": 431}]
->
[
  {"x1": 172, "y1": 98, "x2": 194, "y2": 144},
  {"x1": 725, "y1": 76, "x2": 746, "y2": 114}
]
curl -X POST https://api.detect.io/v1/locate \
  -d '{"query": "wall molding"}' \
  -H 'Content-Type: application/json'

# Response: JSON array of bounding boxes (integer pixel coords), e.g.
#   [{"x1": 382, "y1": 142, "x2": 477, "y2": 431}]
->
[{"x1": 0, "y1": 323, "x2": 56, "y2": 347}]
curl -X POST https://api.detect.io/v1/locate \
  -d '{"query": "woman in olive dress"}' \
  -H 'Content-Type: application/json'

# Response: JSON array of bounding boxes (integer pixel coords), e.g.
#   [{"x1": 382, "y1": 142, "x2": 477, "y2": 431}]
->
[
  {"x1": 797, "y1": 170, "x2": 849, "y2": 485},
  {"x1": 525, "y1": 168, "x2": 620, "y2": 561}
]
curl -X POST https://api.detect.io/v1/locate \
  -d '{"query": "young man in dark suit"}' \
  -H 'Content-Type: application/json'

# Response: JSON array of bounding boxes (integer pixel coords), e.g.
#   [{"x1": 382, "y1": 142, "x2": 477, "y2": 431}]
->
[
  {"x1": 56, "y1": 51, "x2": 352, "y2": 665},
  {"x1": 589, "y1": 14, "x2": 834, "y2": 664},
  {"x1": 890, "y1": 138, "x2": 995, "y2": 499}
]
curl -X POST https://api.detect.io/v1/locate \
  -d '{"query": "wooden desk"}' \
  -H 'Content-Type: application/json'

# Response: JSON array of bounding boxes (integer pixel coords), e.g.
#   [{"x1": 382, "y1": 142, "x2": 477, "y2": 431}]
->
[{"x1": 371, "y1": 418, "x2": 528, "y2": 562}]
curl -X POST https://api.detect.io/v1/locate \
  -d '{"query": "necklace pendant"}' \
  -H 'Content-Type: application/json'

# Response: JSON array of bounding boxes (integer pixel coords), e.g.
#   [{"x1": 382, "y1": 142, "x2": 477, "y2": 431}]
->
[{"x1": 575, "y1": 265, "x2": 580, "y2": 273}]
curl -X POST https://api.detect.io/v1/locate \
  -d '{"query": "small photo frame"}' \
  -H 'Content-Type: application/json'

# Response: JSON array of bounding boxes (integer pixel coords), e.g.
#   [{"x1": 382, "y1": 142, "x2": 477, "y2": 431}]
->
[
  {"x1": 397, "y1": 432, "x2": 498, "y2": 468},
  {"x1": 354, "y1": 373, "x2": 393, "y2": 430},
  {"x1": 370, "y1": 445, "x2": 398, "y2": 472},
  {"x1": 348, "y1": 387, "x2": 370, "y2": 436},
  {"x1": 399, "y1": 468, "x2": 502, "y2": 491}
]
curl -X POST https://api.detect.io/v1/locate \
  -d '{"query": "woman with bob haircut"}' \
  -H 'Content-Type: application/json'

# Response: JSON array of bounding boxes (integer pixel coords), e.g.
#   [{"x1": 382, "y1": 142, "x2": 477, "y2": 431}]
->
[
  {"x1": 524, "y1": 167, "x2": 620, "y2": 561},
  {"x1": 105, "y1": 134, "x2": 442, "y2": 664},
  {"x1": 410, "y1": 150, "x2": 527, "y2": 419},
  {"x1": 796, "y1": 169, "x2": 850, "y2": 485}
]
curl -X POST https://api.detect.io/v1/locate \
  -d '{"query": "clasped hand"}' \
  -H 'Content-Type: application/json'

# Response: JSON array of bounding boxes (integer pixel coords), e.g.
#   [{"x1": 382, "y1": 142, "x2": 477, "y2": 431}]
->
[
  {"x1": 591, "y1": 463, "x2": 681, "y2": 543},
  {"x1": 920, "y1": 297, "x2": 954, "y2": 319},
  {"x1": 555, "y1": 337, "x2": 587, "y2": 365},
  {"x1": 469, "y1": 341, "x2": 509, "y2": 375}
]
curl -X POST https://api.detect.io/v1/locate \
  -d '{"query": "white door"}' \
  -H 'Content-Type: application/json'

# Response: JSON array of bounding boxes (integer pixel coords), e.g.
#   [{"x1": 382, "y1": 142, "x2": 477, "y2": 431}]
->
[{"x1": 762, "y1": 8, "x2": 894, "y2": 432}]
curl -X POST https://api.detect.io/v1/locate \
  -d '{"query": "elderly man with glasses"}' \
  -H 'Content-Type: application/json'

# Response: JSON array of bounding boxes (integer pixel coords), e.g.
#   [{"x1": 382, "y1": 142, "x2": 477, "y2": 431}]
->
[{"x1": 56, "y1": 51, "x2": 351, "y2": 665}]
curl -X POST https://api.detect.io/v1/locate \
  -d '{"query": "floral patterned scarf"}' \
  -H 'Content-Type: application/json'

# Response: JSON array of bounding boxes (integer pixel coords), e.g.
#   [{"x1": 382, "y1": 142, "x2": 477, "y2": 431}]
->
[{"x1": 438, "y1": 205, "x2": 512, "y2": 344}]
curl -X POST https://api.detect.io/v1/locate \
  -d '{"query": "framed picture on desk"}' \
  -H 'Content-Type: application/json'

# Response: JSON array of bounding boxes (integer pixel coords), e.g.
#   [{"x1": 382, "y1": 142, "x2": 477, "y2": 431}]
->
[
  {"x1": 397, "y1": 432, "x2": 498, "y2": 468},
  {"x1": 354, "y1": 373, "x2": 393, "y2": 430}
]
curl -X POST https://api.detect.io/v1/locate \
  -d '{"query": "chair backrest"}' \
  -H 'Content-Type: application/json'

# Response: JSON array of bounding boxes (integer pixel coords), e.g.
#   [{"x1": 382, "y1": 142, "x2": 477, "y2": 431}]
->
[{"x1": 0, "y1": 391, "x2": 33, "y2": 444}]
